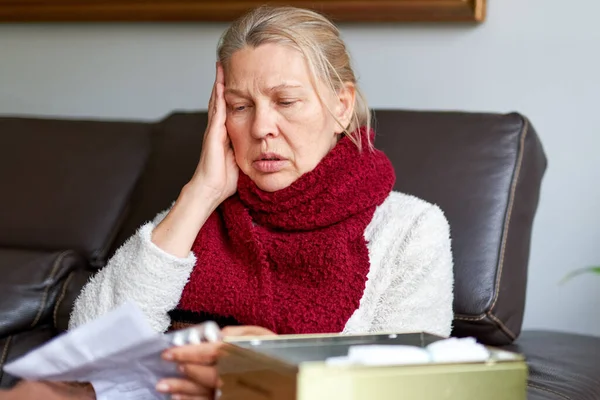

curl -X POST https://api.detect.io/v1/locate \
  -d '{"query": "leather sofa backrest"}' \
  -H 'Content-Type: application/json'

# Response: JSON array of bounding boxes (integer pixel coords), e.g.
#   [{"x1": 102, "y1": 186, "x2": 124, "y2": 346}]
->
[
  {"x1": 372, "y1": 110, "x2": 547, "y2": 345},
  {"x1": 0, "y1": 117, "x2": 152, "y2": 267}
]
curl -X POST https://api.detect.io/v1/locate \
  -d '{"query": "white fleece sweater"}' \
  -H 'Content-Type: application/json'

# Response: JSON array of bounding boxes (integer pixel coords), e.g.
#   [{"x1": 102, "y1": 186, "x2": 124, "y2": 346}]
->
[{"x1": 69, "y1": 191, "x2": 454, "y2": 338}]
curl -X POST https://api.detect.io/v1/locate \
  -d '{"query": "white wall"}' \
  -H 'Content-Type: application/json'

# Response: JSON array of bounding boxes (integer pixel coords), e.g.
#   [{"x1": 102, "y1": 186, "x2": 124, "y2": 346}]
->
[{"x1": 1, "y1": 0, "x2": 599, "y2": 336}]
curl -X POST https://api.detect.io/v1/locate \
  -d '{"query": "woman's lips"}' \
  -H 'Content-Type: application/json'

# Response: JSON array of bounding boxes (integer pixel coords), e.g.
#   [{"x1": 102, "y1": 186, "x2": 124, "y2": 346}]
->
[
  {"x1": 252, "y1": 159, "x2": 288, "y2": 173},
  {"x1": 253, "y1": 153, "x2": 287, "y2": 173}
]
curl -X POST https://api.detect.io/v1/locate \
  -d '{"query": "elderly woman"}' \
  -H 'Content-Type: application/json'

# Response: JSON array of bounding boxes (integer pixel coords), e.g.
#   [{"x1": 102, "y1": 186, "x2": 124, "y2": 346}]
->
[{"x1": 1, "y1": 5, "x2": 453, "y2": 400}]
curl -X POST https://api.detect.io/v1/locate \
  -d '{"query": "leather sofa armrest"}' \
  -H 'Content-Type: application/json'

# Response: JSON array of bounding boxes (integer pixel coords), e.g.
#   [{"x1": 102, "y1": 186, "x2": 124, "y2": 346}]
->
[
  {"x1": 0, "y1": 326, "x2": 56, "y2": 388},
  {"x1": 0, "y1": 249, "x2": 90, "y2": 388},
  {"x1": 0, "y1": 249, "x2": 88, "y2": 338}
]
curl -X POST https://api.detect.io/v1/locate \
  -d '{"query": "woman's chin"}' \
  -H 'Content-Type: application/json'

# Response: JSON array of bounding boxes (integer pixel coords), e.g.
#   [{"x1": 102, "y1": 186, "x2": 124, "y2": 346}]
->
[{"x1": 252, "y1": 173, "x2": 296, "y2": 192}]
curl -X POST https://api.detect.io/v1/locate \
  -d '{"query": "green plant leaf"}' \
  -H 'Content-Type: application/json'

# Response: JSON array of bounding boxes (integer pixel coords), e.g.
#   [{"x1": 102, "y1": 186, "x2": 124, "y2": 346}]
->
[{"x1": 559, "y1": 266, "x2": 600, "y2": 285}]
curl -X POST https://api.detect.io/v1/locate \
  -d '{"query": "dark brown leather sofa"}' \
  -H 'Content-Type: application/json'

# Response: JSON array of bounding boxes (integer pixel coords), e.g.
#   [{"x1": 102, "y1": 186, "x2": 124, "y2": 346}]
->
[{"x1": 1, "y1": 110, "x2": 598, "y2": 399}]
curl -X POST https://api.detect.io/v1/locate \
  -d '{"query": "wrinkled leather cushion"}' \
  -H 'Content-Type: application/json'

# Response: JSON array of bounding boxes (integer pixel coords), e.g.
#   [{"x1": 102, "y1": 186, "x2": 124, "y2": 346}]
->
[
  {"x1": 0, "y1": 326, "x2": 56, "y2": 388},
  {"x1": 0, "y1": 117, "x2": 151, "y2": 265},
  {"x1": 504, "y1": 330, "x2": 600, "y2": 400},
  {"x1": 372, "y1": 110, "x2": 547, "y2": 345},
  {"x1": 53, "y1": 268, "x2": 95, "y2": 333},
  {"x1": 0, "y1": 249, "x2": 86, "y2": 337}
]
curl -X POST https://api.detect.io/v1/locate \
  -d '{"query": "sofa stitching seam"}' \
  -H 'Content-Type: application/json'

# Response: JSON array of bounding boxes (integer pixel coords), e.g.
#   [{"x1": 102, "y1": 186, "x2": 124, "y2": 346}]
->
[
  {"x1": 488, "y1": 116, "x2": 528, "y2": 335},
  {"x1": 53, "y1": 270, "x2": 76, "y2": 329},
  {"x1": 30, "y1": 250, "x2": 71, "y2": 328},
  {"x1": 0, "y1": 336, "x2": 13, "y2": 381},
  {"x1": 454, "y1": 313, "x2": 486, "y2": 321},
  {"x1": 487, "y1": 312, "x2": 516, "y2": 340}
]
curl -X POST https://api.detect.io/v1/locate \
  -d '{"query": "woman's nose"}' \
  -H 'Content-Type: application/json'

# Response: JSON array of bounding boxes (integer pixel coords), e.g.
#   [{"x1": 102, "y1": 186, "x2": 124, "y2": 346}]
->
[{"x1": 250, "y1": 106, "x2": 278, "y2": 139}]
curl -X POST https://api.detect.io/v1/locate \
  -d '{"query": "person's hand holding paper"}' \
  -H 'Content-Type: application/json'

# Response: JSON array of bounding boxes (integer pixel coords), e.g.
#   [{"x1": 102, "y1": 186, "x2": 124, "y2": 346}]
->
[{"x1": 1, "y1": 303, "x2": 277, "y2": 400}]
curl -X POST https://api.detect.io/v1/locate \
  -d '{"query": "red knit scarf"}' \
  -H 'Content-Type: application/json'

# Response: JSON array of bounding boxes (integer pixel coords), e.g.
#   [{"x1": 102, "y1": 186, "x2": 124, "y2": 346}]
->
[{"x1": 177, "y1": 128, "x2": 396, "y2": 334}]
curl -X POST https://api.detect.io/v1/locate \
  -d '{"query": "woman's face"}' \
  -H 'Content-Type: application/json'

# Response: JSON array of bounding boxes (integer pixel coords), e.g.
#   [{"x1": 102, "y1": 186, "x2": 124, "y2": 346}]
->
[{"x1": 224, "y1": 43, "x2": 354, "y2": 192}]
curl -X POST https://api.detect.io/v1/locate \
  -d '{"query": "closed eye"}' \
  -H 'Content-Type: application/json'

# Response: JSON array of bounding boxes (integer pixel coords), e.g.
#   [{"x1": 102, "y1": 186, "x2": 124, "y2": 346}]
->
[{"x1": 278, "y1": 100, "x2": 297, "y2": 107}]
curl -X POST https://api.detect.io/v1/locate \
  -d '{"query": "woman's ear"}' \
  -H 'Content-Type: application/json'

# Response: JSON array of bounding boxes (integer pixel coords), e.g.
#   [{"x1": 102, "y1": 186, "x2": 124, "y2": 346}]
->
[{"x1": 336, "y1": 82, "x2": 356, "y2": 132}]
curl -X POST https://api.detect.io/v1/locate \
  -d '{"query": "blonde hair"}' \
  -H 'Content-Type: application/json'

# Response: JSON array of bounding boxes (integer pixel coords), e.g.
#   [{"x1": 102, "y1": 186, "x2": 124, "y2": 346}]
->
[{"x1": 217, "y1": 5, "x2": 372, "y2": 151}]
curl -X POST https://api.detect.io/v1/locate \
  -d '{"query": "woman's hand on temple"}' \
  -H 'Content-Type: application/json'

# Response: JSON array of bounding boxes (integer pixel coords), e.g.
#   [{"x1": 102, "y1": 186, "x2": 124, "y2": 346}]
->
[
  {"x1": 156, "y1": 325, "x2": 276, "y2": 399},
  {"x1": 188, "y1": 61, "x2": 239, "y2": 206},
  {"x1": 151, "y1": 62, "x2": 238, "y2": 258}
]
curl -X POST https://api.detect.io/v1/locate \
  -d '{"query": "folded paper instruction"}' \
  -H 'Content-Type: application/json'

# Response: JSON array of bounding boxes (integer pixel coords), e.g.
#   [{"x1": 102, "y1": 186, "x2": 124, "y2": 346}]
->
[{"x1": 3, "y1": 302, "x2": 179, "y2": 400}]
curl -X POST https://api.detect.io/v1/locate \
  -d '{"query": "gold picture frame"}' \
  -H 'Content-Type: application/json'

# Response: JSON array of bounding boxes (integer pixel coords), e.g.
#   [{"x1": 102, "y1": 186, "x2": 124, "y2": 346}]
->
[{"x1": 0, "y1": 1, "x2": 486, "y2": 23}]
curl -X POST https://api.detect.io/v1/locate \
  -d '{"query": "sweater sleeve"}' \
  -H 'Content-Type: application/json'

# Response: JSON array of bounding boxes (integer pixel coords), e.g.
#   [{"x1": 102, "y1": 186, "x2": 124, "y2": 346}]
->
[
  {"x1": 68, "y1": 208, "x2": 197, "y2": 333},
  {"x1": 372, "y1": 204, "x2": 454, "y2": 338}
]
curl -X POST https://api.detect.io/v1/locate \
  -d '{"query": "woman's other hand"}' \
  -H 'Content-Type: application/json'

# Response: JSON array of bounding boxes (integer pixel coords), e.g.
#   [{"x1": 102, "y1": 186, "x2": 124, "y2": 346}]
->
[
  {"x1": 157, "y1": 342, "x2": 220, "y2": 400},
  {"x1": 189, "y1": 61, "x2": 239, "y2": 205},
  {"x1": 156, "y1": 325, "x2": 276, "y2": 399},
  {"x1": 220, "y1": 325, "x2": 277, "y2": 338}
]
